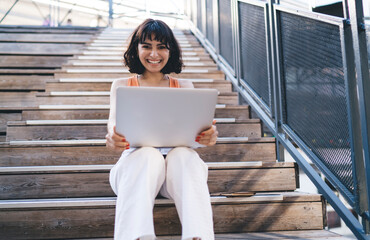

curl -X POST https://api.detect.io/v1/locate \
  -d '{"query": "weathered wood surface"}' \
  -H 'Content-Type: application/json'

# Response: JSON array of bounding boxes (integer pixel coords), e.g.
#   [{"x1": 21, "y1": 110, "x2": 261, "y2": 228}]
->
[
  {"x1": 0, "y1": 26, "x2": 101, "y2": 34},
  {"x1": 0, "y1": 163, "x2": 297, "y2": 199},
  {"x1": 0, "y1": 193, "x2": 324, "y2": 239},
  {"x1": 45, "y1": 81, "x2": 232, "y2": 92},
  {"x1": 0, "y1": 69, "x2": 59, "y2": 74},
  {"x1": 0, "y1": 113, "x2": 21, "y2": 132},
  {"x1": 62, "y1": 64, "x2": 219, "y2": 70},
  {"x1": 0, "y1": 56, "x2": 68, "y2": 68},
  {"x1": 21, "y1": 106, "x2": 250, "y2": 120},
  {"x1": 0, "y1": 43, "x2": 85, "y2": 55},
  {"x1": 33, "y1": 93, "x2": 238, "y2": 105},
  {"x1": 0, "y1": 92, "x2": 38, "y2": 110},
  {"x1": 161, "y1": 230, "x2": 349, "y2": 240},
  {"x1": 0, "y1": 33, "x2": 93, "y2": 43},
  {"x1": 0, "y1": 75, "x2": 54, "y2": 90},
  {"x1": 5, "y1": 121, "x2": 261, "y2": 141},
  {"x1": 54, "y1": 72, "x2": 226, "y2": 80},
  {"x1": 0, "y1": 93, "x2": 236, "y2": 110},
  {"x1": 0, "y1": 140, "x2": 276, "y2": 166}
]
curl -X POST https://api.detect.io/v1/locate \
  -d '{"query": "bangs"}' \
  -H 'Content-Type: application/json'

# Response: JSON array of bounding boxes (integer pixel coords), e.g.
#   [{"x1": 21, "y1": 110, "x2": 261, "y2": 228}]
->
[{"x1": 137, "y1": 22, "x2": 171, "y2": 47}]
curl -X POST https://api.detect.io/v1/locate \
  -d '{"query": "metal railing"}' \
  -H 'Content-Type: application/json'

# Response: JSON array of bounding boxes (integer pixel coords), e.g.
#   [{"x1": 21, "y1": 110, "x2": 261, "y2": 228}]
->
[{"x1": 186, "y1": 0, "x2": 370, "y2": 239}]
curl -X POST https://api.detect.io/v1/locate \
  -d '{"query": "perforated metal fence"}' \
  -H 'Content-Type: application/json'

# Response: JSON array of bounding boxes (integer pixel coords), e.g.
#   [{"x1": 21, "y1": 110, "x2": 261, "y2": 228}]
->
[
  {"x1": 218, "y1": 0, "x2": 234, "y2": 69},
  {"x1": 278, "y1": 11, "x2": 353, "y2": 194},
  {"x1": 239, "y1": 2, "x2": 270, "y2": 108}
]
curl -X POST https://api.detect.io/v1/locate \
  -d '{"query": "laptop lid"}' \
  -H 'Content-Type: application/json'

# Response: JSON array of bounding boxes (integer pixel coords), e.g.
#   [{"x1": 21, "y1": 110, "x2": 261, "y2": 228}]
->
[{"x1": 116, "y1": 87, "x2": 218, "y2": 148}]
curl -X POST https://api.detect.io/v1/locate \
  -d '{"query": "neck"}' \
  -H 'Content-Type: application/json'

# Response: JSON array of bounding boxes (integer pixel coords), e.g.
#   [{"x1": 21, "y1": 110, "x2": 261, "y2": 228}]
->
[{"x1": 140, "y1": 72, "x2": 167, "y2": 85}]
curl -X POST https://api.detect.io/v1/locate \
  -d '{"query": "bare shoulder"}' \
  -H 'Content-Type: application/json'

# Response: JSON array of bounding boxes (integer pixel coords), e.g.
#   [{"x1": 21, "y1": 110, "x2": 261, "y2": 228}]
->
[
  {"x1": 111, "y1": 77, "x2": 129, "y2": 90},
  {"x1": 178, "y1": 79, "x2": 194, "y2": 89}
]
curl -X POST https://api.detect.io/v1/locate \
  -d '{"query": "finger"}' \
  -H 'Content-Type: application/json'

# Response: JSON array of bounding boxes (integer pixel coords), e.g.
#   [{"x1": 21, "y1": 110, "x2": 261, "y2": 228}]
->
[
  {"x1": 213, "y1": 119, "x2": 217, "y2": 125},
  {"x1": 200, "y1": 125, "x2": 216, "y2": 136},
  {"x1": 113, "y1": 126, "x2": 126, "y2": 138}
]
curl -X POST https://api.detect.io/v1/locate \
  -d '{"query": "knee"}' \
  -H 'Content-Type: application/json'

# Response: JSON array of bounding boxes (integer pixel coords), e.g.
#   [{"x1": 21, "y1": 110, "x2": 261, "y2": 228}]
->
[
  {"x1": 166, "y1": 147, "x2": 207, "y2": 171},
  {"x1": 133, "y1": 147, "x2": 165, "y2": 168}
]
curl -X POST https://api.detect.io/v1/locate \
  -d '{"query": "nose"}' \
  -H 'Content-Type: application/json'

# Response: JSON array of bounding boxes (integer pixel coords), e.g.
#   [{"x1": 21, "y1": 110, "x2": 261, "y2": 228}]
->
[{"x1": 150, "y1": 49, "x2": 158, "y2": 57}]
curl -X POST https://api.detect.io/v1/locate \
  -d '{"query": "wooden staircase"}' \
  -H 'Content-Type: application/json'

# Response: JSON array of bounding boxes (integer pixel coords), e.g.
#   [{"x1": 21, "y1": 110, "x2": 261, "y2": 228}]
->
[{"x1": 0, "y1": 27, "x2": 347, "y2": 239}]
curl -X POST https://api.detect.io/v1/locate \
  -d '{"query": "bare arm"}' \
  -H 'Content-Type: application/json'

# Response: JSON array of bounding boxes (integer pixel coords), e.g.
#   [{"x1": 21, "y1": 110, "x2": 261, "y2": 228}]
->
[{"x1": 106, "y1": 78, "x2": 130, "y2": 152}]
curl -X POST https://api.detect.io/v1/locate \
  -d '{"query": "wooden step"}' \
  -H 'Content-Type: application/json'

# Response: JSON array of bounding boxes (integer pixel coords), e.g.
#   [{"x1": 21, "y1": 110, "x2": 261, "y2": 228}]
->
[
  {"x1": 74, "y1": 55, "x2": 214, "y2": 61},
  {"x1": 0, "y1": 137, "x2": 276, "y2": 166},
  {"x1": 0, "y1": 162, "x2": 297, "y2": 199},
  {"x1": 45, "y1": 79, "x2": 232, "y2": 92},
  {"x1": 0, "y1": 192, "x2": 325, "y2": 239},
  {"x1": 0, "y1": 75, "x2": 53, "y2": 91},
  {"x1": 62, "y1": 63, "x2": 218, "y2": 70},
  {"x1": 5, "y1": 120, "x2": 261, "y2": 141},
  {"x1": 63, "y1": 61, "x2": 217, "y2": 67},
  {"x1": 34, "y1": 93, "x2": 238, "y2": 105},
  {"x1": 21, "y1": 106, "x2": 250, "y2": 121},
  {"x1": 0, "y1": 92, "x2": 237, "y2": 111},
  {"x1": 160, "y1": 230, "x2": 350, "y2": 240},
  {"x1": 54, "y1": 71, "x2": 225, "y2": 80}
]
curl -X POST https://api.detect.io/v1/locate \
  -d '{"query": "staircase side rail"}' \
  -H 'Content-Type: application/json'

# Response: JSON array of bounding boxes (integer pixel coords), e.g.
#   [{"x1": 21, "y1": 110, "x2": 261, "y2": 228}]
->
[{"x1": 185, "y1": 0, "x2": 369, "y2": 238}]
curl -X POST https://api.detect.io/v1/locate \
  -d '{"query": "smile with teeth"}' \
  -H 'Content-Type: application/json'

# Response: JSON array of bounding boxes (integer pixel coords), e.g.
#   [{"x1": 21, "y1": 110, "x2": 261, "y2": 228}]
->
[{"x1": 147, "y1": 59, "x2": 162, "y2": 64}]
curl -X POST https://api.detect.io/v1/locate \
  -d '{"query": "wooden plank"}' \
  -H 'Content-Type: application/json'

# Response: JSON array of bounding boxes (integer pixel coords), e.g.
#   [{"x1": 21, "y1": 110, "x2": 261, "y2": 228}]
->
[
  {"x1": 0, "y1": 194, "x2": 324, "y2": 239},
  {"x1": 0, "y1": 33, "x2": 93, "y2": 43},
  {"x1": 0, "y1": 56, "x2": 68, "y2": 68},
  {"x1": 0, "y1": 140, "x2": 276, "y2": 166},
  {"x1": 20, "y1": 106, "x2": 250, "y2": 120},
  {"x1": 5, "y1": 121, "x2": 261, "y2": 141},
  {"x1": 45, "y1": 81, "x2": 232, "y2": 92},
  {"x1": 0, "y1": 75, "x2": 54, "y2": 90},
  {"x1": 0, "y1": 43, "x2": 84, "y2": 55},
  {"x1": 32, "y1": 94, "x2": 237, "y2": 105},
  {"x1": 0, "y1": 69, "x2": 59, "y2": 74},
  {"x1": 54, "y1": 72, "x2": 225, "y2": 80},
  {"x1": 0, "y1": 112, "x2": 21, "y2": 132},
  {"x1": 0, "y1": 27, "x2": 100, "y2": 34},
  {"x1": 0, "y1": 163, "x2": 297, "y2": 199},
  {"x1": 161, "y1": 230, "x2": 349, "y2": 240},
  {"x1": 0, "y1": 92, "x2": 39, "y2": 110}
]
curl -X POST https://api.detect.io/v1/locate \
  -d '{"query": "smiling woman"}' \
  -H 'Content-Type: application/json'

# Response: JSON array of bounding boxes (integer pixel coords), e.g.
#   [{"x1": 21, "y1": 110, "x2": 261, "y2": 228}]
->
[{"x1": 106, "y1": 18, "x2": 217, "y2": 240}]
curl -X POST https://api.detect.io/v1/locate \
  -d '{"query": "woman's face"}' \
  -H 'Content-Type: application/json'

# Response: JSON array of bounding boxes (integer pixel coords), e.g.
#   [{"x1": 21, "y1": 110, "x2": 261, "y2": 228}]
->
[{"x1": 138, "y1": 37, "x2": 170, "y2": 74}]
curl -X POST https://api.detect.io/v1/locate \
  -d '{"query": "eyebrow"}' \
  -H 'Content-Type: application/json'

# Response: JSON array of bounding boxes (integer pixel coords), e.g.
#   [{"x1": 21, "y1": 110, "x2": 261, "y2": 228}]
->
[{"x1": 141, "y1": 41, "x2": 166, "y2": 46}]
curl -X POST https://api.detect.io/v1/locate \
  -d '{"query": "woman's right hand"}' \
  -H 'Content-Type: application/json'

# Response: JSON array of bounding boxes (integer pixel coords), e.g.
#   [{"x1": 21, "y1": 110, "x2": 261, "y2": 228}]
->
[{"x1": 105, "y1": 126, "x2": 130, "y2": 152}]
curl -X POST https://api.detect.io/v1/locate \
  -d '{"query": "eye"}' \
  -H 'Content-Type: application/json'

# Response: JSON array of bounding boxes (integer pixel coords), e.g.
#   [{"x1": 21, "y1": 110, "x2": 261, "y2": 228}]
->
[
  {"x1": 142, "y1": 45, "x2": 150, "y2": 49},
  {"x1": 158, "y1": 45, "x2": 167, "y2": 50}
]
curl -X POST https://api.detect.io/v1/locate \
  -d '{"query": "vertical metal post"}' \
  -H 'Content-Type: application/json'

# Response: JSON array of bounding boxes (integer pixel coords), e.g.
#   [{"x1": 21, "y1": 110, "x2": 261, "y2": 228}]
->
[
  {"x1": 347, "y1": 0, "x2": 370, "y2": 234},
  {"x1": 57, "y1": 0, "x2": 60, "y2": 27},
  {"x1": 108, "y1": 0, "x2": 113, "y2": 27},
  {"x1": 214, "y1": 0, "x2": 220, "y2": 56},
  {"x1": 268, "y1": 0, "x2": 284, "y2": 162},
  {"x1": 202, "y1": 0, "x2": 207, "y2": 37}
]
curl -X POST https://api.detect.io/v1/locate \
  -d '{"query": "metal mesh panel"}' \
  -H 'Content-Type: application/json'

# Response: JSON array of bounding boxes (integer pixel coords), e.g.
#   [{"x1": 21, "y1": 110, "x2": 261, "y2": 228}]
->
[
  {"x1": 279, "y1": 12, "x2": 353, "y2": 193},
  {"x1": 197, "y1": 0, "x2": 203, "y2": 32},
  {"x1": 219, "y1": 0, "x2": 234, "y2": 69},
  {"x1": 239, "y1": 2, "x2": 270, "y2": 107},
  {"x1": 206, "y1": 0, "x2": 214, "y2": 45}
]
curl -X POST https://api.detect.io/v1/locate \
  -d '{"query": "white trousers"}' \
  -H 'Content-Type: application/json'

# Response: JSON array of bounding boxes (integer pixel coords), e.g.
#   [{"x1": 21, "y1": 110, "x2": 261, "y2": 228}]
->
[{"x1": 109, "y1": 147, "x2": 214, "y2": 240}]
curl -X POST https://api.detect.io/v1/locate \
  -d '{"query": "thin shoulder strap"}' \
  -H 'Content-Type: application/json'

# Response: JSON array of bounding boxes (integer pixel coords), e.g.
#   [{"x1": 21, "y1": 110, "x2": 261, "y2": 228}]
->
[
  {"x1": 169, "y1": 76, "x2": 180, "y2": 88},
  {"x1": 127, "y1": 75, "x2": 139, "y2": 87}
]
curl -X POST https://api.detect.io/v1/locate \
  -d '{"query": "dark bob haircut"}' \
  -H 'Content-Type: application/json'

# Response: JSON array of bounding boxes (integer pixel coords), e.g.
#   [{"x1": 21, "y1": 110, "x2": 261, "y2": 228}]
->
[{"x1": 123, "y1": 19, "x2": 183, "y2": 74}]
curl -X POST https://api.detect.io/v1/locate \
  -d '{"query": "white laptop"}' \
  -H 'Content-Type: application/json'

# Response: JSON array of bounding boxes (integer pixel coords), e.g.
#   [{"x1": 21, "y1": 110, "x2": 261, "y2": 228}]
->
[{"x1": 116, "y1": 87, "x2": 218, "y2": 148}]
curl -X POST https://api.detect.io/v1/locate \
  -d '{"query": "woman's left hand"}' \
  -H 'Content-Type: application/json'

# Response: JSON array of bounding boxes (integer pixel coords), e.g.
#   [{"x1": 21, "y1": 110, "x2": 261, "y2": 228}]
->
[{"x1": 195, "y1": 120, "x2": 218, "y2": 146}]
